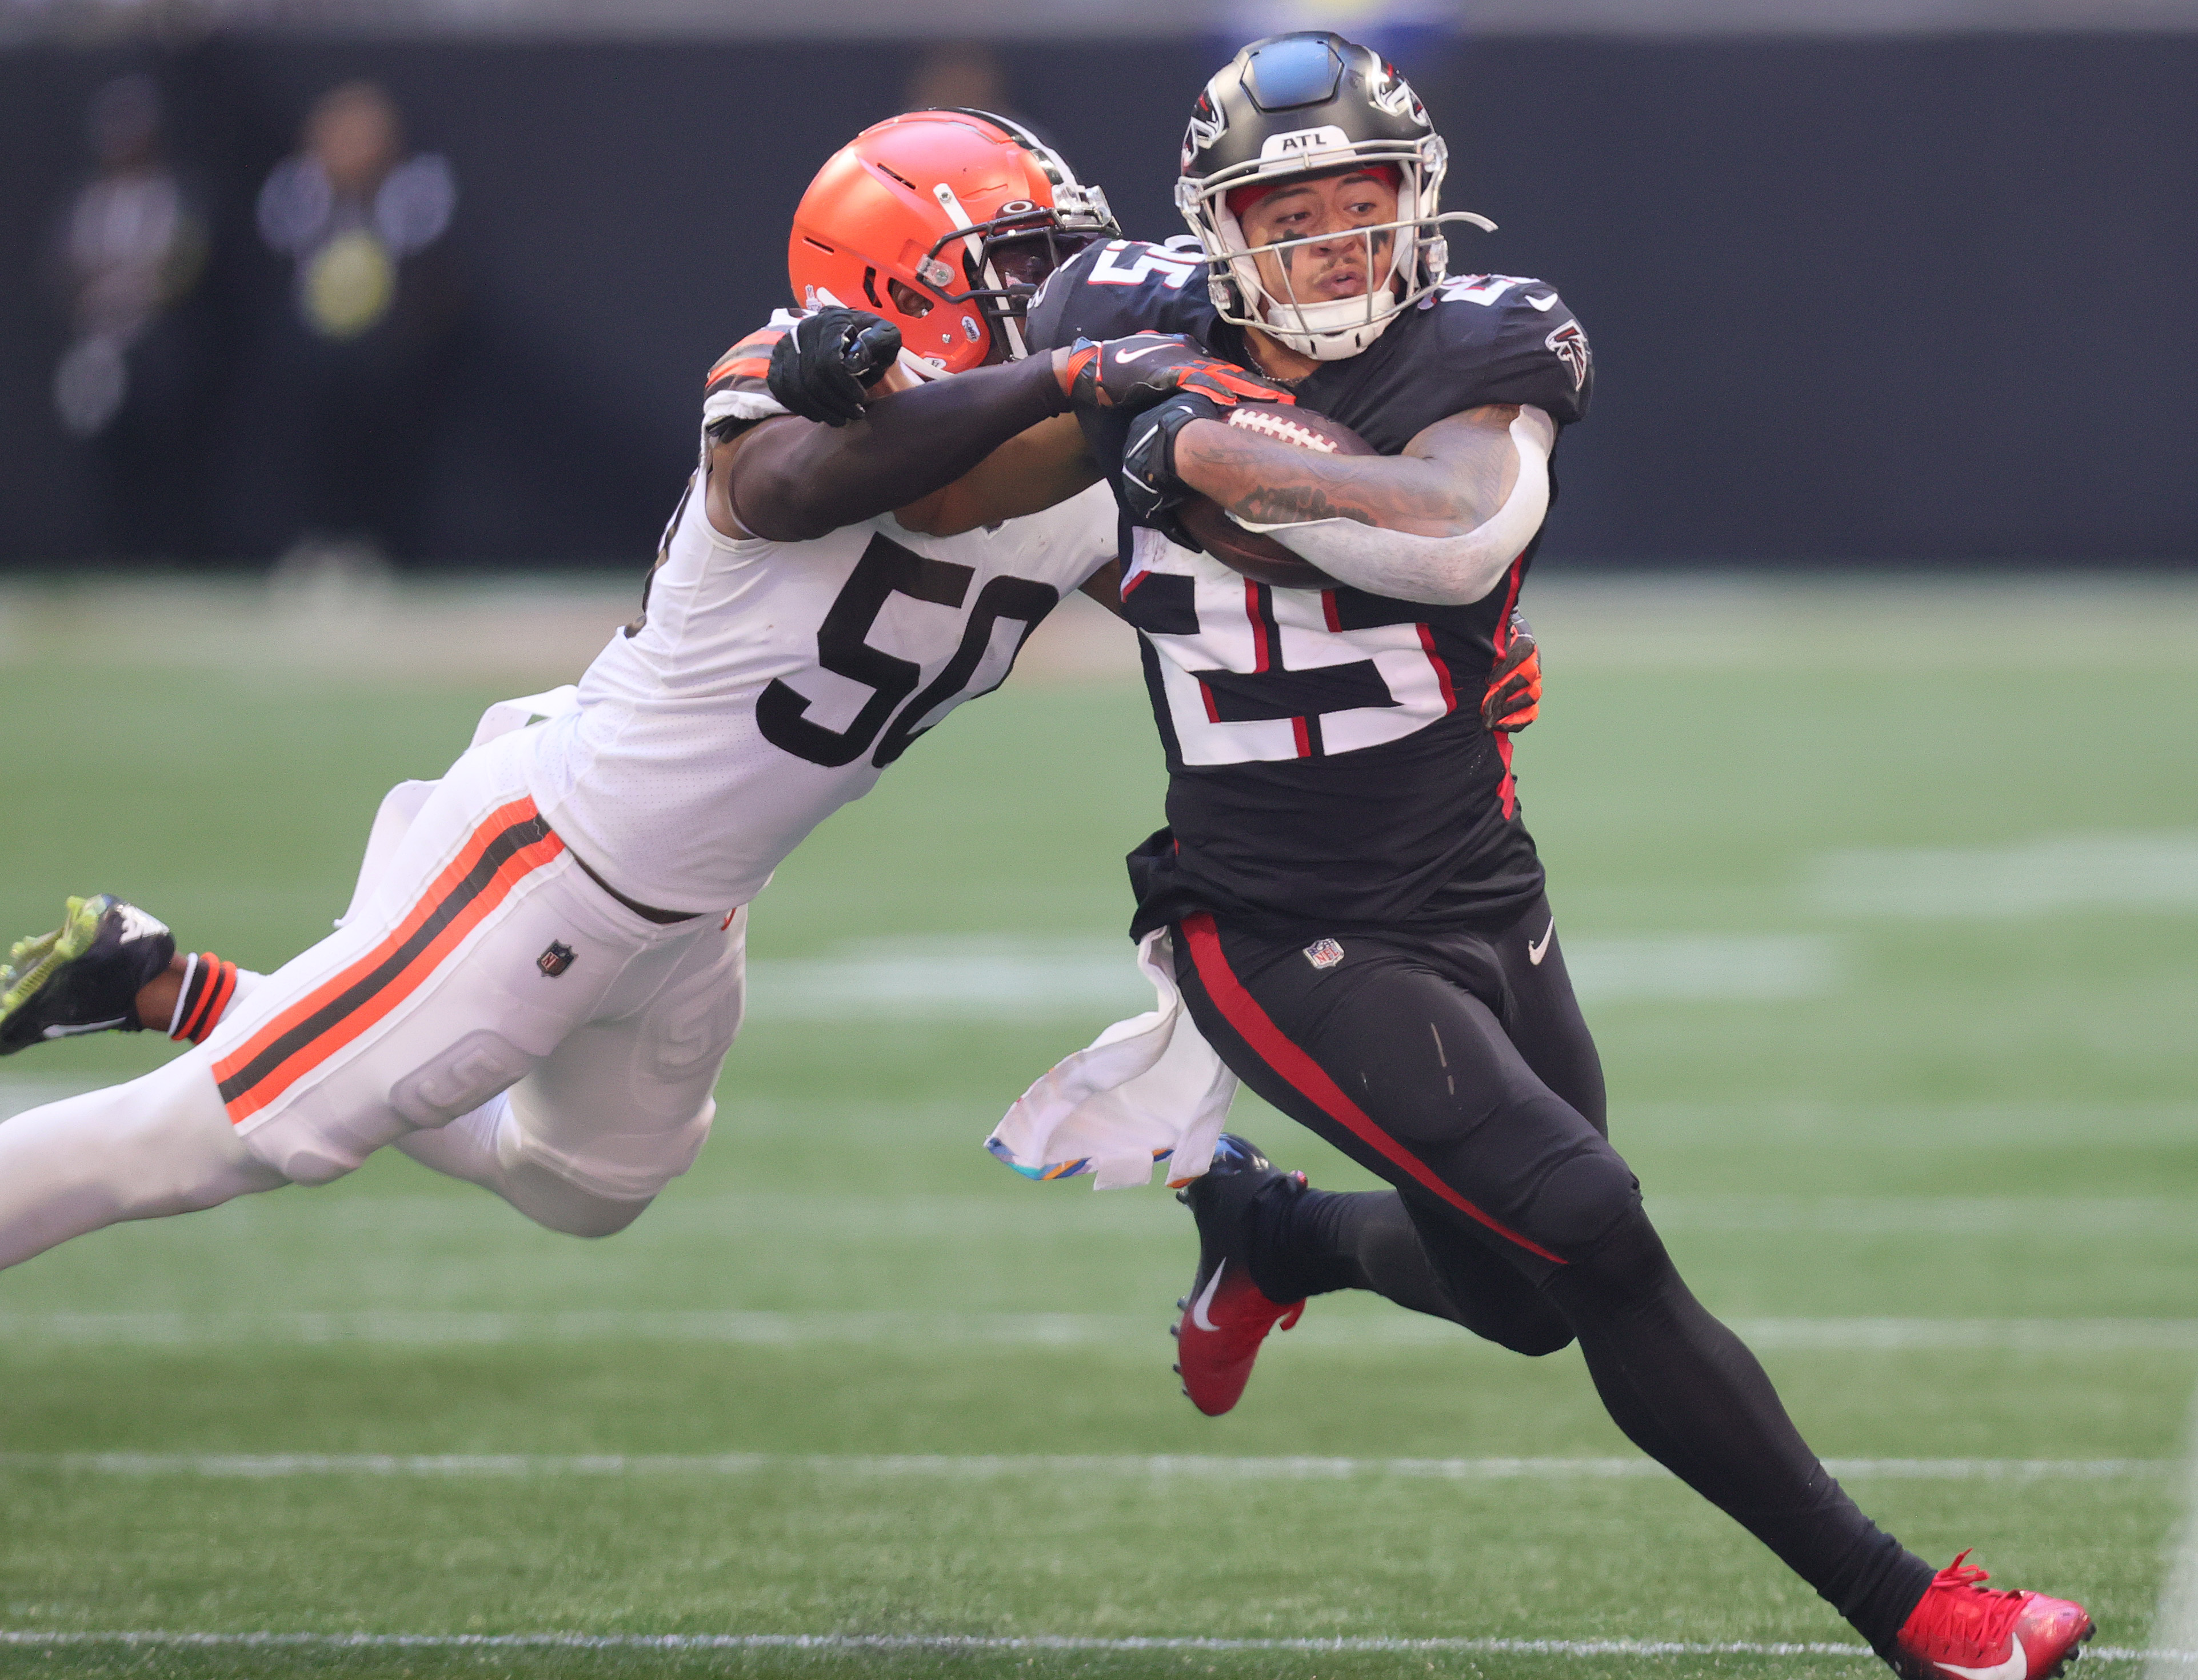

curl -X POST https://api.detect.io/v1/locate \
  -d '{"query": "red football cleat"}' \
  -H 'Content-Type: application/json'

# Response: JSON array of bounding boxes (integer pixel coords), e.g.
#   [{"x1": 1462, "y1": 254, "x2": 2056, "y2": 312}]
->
[
  {"x1": 1889, "y1": 1552, "x2": 2094, "y2": 1680},
  {"x1": 1169, "y1": 1134, "x2": 1306, "y2": 1417}
]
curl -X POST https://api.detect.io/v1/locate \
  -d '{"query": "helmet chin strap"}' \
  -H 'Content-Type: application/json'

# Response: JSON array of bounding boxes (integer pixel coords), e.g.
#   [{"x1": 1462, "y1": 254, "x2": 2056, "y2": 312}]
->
[
  {"x1": 1258, "y1": 286, "x2": 1400, "y2": 361},
  {"x1": 1255, "y1": 243, "x2": 1412, "y2": 362}
]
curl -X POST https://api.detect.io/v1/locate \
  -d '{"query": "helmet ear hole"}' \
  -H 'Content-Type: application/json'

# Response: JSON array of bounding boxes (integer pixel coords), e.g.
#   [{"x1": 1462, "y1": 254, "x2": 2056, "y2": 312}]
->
[{"x1": 885, "y1": 277, "x2": 935, "y2": 318}]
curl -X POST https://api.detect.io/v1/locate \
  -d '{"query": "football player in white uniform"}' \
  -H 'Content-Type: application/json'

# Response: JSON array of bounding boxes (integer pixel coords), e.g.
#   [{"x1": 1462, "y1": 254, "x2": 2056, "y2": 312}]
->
[{"x1": 0, "y1": 109, "x2": 1284, "y2": 1270}]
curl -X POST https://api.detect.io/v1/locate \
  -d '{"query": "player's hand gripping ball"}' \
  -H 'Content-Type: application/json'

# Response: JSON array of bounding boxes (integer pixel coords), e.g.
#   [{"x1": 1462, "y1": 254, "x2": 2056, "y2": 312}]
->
[
  {"x1": 1126, "y1": 399, "x2": 1377, "y2": 591},
  {"x1": 767, "y1": 306, "x2": 904, "y2": 427},
  {"x1": 1481, "y1": 610, "x2": 1541, "y2": 733},
  {"x1": 1061, "y1": 333, "x2": 1292, "y2": 414}
]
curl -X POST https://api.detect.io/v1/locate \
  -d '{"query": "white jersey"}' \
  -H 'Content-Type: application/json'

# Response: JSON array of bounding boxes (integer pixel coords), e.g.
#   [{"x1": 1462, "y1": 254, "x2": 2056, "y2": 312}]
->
[{"x1": 525, "y1": 321, "x2": 1116, "y2": 913}]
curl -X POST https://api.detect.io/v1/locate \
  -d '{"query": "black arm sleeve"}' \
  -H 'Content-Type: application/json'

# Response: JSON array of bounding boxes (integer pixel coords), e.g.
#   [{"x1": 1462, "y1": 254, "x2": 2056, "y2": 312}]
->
[{"x1": 728, "y1": 353, "x2": 1068, "y2": 542}]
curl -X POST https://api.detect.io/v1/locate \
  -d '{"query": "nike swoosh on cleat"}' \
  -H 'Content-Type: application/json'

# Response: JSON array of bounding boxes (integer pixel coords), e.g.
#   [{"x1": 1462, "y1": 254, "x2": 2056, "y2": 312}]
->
[
  {"x1": 1189, "y1": 1262, "x2": 1227, "y2": 1333},
  {"x1": 113, "y1": 904, "x2": 167, "y2": 942},
  {"x1": 1935, "y1": 1635, "x2": 2028, "y2": 1680},
  {"x1": 42, "y1": 1018, "x2": 130, "y2": 1039},
  {"x1": 1527, "y1": 918, "x2": 1556, "y2": 965},
  {"x1": 1526, "y1": 293, "x2": 1560, "y2": 311}
]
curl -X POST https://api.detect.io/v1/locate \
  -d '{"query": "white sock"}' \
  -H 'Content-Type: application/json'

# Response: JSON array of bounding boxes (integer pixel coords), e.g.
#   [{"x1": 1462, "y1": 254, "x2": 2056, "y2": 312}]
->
[{"x1": 0, "y1": 1051, "x2": 287, "y2": 1271}]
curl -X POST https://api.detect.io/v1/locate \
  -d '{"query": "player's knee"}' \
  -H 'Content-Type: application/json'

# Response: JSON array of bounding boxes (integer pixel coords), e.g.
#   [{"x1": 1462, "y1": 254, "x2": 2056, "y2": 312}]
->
[
  {"x1": 533, "y1": 1195, "x2": 652, "y2": 1241},
  {"x1": 1523, "y1": 1131, "x2": 1641, "y2": 1258},
  {"x1": 499, "y1": 1153, "x2": 654, "y2": 1239},
  {"x1": 1550, "y1": 1198, "x2": 1681, "y2": 1316}
]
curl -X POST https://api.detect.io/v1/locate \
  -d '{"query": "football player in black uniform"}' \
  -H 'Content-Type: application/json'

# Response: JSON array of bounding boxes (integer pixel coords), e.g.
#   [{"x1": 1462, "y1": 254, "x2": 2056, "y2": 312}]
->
[{"x1": 1008, "y1": 34, "x2": 2094, "y2": 1680}]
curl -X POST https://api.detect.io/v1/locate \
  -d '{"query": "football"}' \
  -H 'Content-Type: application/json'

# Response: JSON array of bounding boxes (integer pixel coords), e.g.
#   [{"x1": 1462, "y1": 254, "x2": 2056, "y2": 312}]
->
[{"x1": 1175, "y1": 402, "x2": 1378, "y2": 591}]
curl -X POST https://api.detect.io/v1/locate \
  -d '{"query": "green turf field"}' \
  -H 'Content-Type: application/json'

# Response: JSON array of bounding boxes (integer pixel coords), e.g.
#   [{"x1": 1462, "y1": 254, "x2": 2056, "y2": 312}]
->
[{"x1": 1, "y1": 574, "x2": 2193, "y2": 1679}]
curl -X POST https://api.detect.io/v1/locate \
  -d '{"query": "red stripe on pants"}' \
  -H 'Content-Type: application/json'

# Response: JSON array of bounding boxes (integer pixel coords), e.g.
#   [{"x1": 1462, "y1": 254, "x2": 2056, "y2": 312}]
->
[{"x1": 1178, "y1": 913, "x2": 1565, "y2": 1265}]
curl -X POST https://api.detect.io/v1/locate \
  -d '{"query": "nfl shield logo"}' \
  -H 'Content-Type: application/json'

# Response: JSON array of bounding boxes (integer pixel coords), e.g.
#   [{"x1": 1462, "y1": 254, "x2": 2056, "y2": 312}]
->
[
  {"x1": 1303, "y1": 938, "x2": 1345, "y2": 971},
  {"x1": 537, "y1": 941, "x2": 576, "y2": 978}
]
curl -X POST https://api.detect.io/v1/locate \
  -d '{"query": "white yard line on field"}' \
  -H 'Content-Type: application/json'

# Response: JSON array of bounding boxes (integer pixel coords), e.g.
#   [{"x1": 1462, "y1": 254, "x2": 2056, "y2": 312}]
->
[
  {"x1": 2148, "y1": 1390, "x2": 2198, "y2": 1680},
  {"x1": 1812, "y1": 831, "x2": 2198, "y2": 918},
  {"x1": 0, "y1": 1451, "x2": 2167, "y2": 1482},
  {"x1": 0, "y1": 1629, "x2": 2182, "y2": 1662},
  {"x1": 743, "y1": 933, "x2": 1841, "y2": 1017}
]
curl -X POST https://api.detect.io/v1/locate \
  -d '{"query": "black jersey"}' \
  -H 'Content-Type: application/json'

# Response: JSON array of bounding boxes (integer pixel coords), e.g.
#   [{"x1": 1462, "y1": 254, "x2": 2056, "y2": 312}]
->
[{"x1": 1026, "y1": 238, "x2": 1593, "y2": 939}]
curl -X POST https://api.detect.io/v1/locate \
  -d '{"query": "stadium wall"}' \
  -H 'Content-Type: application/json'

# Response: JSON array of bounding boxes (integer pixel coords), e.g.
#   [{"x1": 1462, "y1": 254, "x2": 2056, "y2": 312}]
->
[{"x1": 2, "y1": 31, "x2": 2193, "y2": 568}]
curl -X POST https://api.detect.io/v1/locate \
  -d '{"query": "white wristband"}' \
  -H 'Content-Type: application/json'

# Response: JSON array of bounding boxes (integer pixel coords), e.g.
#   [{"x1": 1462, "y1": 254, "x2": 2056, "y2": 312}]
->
[{"x1": 166, "y1": 951, "x2": 199, "y2": 1039}]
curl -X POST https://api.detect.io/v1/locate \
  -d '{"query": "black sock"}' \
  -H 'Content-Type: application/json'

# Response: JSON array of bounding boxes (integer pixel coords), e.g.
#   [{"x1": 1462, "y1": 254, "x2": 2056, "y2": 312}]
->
[
  {"x1": 1252, "y1": 1186, "x2": 1578, "y2": 1355},
  {"x1": 1248, "y1": 1186, "x2": 1457, "y2": 1316}
]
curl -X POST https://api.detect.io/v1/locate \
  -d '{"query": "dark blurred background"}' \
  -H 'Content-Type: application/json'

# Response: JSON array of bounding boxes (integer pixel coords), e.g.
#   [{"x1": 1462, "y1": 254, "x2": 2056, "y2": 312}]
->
[{"x1": 2, "y1": 1, "x2": 2194, "y2": 570}]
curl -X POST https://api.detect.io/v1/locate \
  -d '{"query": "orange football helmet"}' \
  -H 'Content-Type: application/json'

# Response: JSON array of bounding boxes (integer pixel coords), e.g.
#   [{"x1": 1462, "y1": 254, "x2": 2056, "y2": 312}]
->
[{"x1": 788, "y1": 108, "x2": 1116, "y2": 375}]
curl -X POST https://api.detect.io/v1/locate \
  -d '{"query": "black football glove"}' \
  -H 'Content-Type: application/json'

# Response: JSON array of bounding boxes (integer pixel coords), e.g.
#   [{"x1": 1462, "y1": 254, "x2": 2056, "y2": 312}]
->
[
  {"x1": 1117, "y1": 390, "x2": 1230, "y2": 543},
  {"x1": 1481, "y1": 610, "x2": 1541, "y2": 733},
  {"x1": 1061, "y1": 333, "x2": 1292, "y2": 414},
  {"x1": 766, "y1": 306, "x2": 904, "y2": 427}
]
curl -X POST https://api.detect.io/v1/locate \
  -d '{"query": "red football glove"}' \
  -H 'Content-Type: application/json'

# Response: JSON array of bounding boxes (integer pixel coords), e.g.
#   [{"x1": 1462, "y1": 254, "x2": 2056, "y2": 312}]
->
[
  {"x1": 1060, "y1": 333, "x2": 1292, "y2": 414},
  {"x1": 1482, "y1": 610, "x2": 1541, "y2": 733}
]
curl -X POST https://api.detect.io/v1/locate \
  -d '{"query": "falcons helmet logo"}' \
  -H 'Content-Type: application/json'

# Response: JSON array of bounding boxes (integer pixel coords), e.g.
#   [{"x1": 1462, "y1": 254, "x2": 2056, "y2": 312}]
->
[
  {"x1": 1181, "y1": 91, "x2": 1226, "y2": 171},
  {"x1": 1369, "y1": 59, "x2": 1429, "y2": 126},
  {"x1": 1545, "y1": 319, "x2": 1592, "y2": 390}
]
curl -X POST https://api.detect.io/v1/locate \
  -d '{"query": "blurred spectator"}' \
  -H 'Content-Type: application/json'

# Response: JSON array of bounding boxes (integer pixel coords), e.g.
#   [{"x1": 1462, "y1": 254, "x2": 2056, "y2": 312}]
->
[
  {"x1": 49, "y1": 73, "x2": 215, "y2": 556},
  {"x1": 904, "y1": 43, "x2": 1014, "y2": 117},
  {"x1": 226, "y1": 80, "x2": 460, "y2": 565}
]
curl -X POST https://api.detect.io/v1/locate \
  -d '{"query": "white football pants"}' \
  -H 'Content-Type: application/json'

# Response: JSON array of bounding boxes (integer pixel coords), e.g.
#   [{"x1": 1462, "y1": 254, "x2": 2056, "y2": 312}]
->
[{"x1": 0, "y1": 726, "x2": 745, "y2": 1271}]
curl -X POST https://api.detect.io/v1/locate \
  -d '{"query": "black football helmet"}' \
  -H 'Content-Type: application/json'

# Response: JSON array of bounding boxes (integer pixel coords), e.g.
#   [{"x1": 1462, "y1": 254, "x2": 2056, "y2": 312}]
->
[{"x1": 1176, "y1": 31, "x2": 1492, "y2": 361}]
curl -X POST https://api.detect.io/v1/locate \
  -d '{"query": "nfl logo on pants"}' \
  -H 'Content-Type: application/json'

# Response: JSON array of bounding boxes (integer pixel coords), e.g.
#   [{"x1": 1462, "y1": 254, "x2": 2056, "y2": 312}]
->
[
  {"x1": 1302, "y1": 938, "x2": 1344, "y2": 971},
  {"x1": 537, "y1": 942, "x2": 576, "y2": 978}
]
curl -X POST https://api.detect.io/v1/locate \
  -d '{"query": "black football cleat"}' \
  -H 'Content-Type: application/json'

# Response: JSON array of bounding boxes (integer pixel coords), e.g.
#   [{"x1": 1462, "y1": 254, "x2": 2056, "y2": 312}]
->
[
  {"x1": 1170, "y1": 1133, "x2": 1307, "y2": 1416},
  {"x1": 0, "y1": 894, "x2": 174, "y2": 1055}
]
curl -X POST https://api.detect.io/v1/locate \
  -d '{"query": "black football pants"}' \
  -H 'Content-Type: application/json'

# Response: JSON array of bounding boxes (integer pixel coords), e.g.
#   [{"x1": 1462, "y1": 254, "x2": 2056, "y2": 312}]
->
[{"x1": 1169, "y1": 898, "x2": 1934, "y2": 1652}]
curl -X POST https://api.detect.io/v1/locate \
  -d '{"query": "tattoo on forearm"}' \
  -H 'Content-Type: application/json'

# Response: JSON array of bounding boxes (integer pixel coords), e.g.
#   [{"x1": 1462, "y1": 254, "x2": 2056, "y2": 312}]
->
[
  {"x1": 1178, "y1": 408, "x2": 1518, "y2": 536},
  {"x1": 1232, "y1": 482, "x2": 1377, "y2": 526}
]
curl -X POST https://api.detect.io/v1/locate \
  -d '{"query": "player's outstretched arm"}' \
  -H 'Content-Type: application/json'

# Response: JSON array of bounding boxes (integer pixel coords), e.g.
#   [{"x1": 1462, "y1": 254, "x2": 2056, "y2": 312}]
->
[
  {"x1": 722, "y1": 318, "x2": 1280, "y2": 544},
  {"x1": 893, "y1": 414, "x2": 1100, "y2": 538},
  {"x1": 1171, "y1": 403, "x2": 1556, "y2": 606},
  {"x1": 718, "y1": 349, "x2": 1077, "y2": 543}
]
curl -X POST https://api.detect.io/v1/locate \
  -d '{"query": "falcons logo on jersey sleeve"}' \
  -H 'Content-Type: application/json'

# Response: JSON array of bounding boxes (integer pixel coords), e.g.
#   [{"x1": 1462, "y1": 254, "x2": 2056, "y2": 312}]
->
[{"x1": 1544, "y1": 320, "x2": 1591, "y2": 391}]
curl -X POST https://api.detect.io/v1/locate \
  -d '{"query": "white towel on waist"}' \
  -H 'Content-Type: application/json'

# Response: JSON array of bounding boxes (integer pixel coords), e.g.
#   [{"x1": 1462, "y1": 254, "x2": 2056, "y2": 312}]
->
[{"x1": 986, "y1": 929, "x2": 1238, "y2": 1190}]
